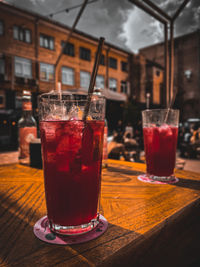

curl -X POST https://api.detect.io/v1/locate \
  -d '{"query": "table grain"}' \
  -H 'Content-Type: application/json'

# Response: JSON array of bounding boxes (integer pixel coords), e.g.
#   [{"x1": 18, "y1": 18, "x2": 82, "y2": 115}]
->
[{"x1": 0, "y1": 159, "x2": 200, "y2": 267}]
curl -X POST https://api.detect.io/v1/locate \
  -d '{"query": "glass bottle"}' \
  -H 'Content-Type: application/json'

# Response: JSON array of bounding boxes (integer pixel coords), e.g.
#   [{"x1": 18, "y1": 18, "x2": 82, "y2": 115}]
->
[
  {"x1": 102, "y1": 118, "x2": 108, "y2": 168},
  {"x1": 18, "y1": 90, "x2": 37, "y2": 165},
  {"x1": 93, "y1": 87, "x2": 108, "y2": 168}
]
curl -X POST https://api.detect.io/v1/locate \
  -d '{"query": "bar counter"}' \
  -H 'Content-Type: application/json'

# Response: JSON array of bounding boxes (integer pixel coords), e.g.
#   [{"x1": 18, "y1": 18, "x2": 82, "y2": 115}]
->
[{"x1": 0, "y1": 159, "x2": 200, "y2": 266}]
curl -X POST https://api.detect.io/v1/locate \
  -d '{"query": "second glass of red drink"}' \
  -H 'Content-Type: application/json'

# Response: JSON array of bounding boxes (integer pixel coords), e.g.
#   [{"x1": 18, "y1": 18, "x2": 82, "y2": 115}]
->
[{"x1": 139, "y1": 109, "x2": 179, "y2": 183}]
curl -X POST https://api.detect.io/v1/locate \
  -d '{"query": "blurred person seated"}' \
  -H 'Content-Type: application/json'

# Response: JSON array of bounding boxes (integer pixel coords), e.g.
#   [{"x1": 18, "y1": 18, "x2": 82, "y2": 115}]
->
[
  {"x1": 190, "y1": 124, "x2": 200, "y2": 145},
  {"x1": 108, "y1": 132, "x2": 129, "y2": 161},
  {"x1": 190, "y1": 124, "x2": 200, "y2": 158},
  {"x1": 180, "y1": 123, "x2": 200, "y2": 158},
  {"x1": 179, "y1": 126, "x2": 192, "y2": 158},
  {"x1": 115, "y1": 120, "x2": 124, "y2": 135},
  {"x1": 123, "y1": 133, "x2": 141, "y2": 162},
  {"x1": 124, "y1": 123, "x2": 134, "y2": 138}
]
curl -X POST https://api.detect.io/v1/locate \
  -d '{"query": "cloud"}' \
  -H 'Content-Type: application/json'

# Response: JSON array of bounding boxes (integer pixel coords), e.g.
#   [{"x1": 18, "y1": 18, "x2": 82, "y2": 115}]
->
[
  {"x1": 4, "y1": 0, "x2": 200, "y2": 53},
  {"x1": 119, "y1": 6, "x2": 164, "y2": 53}
]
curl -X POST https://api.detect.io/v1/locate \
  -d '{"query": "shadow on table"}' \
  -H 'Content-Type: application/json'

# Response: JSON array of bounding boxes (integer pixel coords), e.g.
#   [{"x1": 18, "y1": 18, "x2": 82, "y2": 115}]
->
[
  {"x1": 0, "y1": 189, "x2": 140, "y2": 267},
  {"x1": 0, "y1": 186, "x2": 45, "y2": 266},
  {"x1": 174, "y1": 177, "x2": 200, "y2": 190},
  {"x1": 102, "y1": 165, "x2": 143, "y2": 183},
  {"x1": 1, "y1": 182, "x2": 200, "y2": 267}
]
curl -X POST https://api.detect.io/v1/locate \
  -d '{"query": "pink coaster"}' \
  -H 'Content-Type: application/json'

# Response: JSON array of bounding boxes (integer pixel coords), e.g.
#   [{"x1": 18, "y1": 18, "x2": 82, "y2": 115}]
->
[
  {"x1": 138, "y1": 174, "x2": 179, "y2": 184},
  {"x1": 33, "y1": 215, "x2": 108, "y2": 245}
]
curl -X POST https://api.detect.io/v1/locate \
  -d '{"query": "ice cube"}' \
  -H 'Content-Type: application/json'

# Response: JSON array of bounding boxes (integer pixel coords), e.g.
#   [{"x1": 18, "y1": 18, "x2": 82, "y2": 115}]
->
[
  {"x1": 43, "y1": 123, "x2": 57, "y2": 143},
  {"x1": 159, "y1": 124, "x2": 173, "y2": 137},
  {"x1": 45, "y1": 103, "x2": 67, "y2": 120},
  {"x1": 46, "y1": 152, "x2": 56, "y2": 164},
  {"x1": 68, "y1": 104, "x2": 81, "y2": 120}
]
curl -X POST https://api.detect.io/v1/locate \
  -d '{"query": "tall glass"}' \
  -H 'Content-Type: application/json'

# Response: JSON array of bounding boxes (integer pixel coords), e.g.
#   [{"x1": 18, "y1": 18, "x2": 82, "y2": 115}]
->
[
  {"x1": 38, "y1": 92, "x2": 105, "y2": 235},
  {"x1": 142, "y1": 109, "x2": 179, "y2": 182}
]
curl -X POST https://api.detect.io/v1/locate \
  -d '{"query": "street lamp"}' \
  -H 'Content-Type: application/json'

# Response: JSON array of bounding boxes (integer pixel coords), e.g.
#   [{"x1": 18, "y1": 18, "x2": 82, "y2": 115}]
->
[{"x1": 146, "y1": 92, "x2": 151, "y2": 109}]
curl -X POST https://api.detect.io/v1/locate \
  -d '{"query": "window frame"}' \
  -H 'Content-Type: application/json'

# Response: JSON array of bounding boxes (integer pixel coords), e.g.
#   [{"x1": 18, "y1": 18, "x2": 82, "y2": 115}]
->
[
  {"x1": 109, "y1": 57, "x2": 117, "y2": 69},
  {"x1": 0, "y1": 58, "x2": 5, "y2": 75},
  {"x1": 40, "y1": 62, "x2": 54, "y2": 82},
  {"x1": 95, "y1": 75, "x2": 105, "y2": 89},
  {"x1": 100, "y1": 54, "x2": 105, "y2": 65},
  {"x1": 109, "y1": 78, "x2": 117, "y2": 92},
  {"x1": 13, "y1": 25, "x2": 32, "y2": 44},
  {"x1": 39, "y1": 33, "x2": 54, "y2": 50},
  {"x1": 61, "y1": 66, "x2": 75, "y2": 86},
  {"x1": 14, "y1": 56, "x2": 32, "y2": 78},
  {"x1": 0, "y1": 20, "x2": 4, "y2": 36},
  {"x1": 80, "y1": 70, "x2": 90, "y2": 89},
  {"x1": 79, "y1": 47, "x2": 91, "y2": 61},
  {"x1": 120, "y1": 80, "x2": 127, "y2": 94},
  {"x1": 121, "y1": 61, "x2": 128, "y2": 72},
  {"x1": 61, "y1": 41, "x2": 75, "y2": 57}
]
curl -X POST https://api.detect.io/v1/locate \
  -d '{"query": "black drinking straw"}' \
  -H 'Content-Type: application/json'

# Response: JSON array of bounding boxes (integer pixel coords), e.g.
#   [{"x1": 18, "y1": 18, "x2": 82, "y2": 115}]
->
[{"x1": 82, "y1": 37, "x2": 105, "y2": 121}]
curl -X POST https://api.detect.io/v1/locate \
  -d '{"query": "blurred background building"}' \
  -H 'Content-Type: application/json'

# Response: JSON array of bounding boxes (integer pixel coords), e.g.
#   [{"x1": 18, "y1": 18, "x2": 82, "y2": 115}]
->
[
  {"x1": 0, "y1": 1, "x2": 199, "y2": 151},
  {"x1": 140, "y1": 30, "x2": 200, "y2": 121}
]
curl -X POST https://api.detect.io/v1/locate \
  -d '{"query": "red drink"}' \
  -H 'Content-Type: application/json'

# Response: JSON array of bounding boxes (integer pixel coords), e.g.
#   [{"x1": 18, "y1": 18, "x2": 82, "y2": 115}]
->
[
  {"x1": 40, "y1": 119, "x2": 104, "y2": 227},
  {"x1": 143, "y1": 126, "x2": 178, "y2": 177}
]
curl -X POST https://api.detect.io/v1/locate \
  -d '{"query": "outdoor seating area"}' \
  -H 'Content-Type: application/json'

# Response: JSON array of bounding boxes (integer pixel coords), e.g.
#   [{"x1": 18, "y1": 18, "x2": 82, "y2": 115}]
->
[
  {"x1": 0, "y1": 160, "x2": 200, "y2": 266},
  {"x1": 0, "y1": 0, "x2": 200, "y2": 266}
]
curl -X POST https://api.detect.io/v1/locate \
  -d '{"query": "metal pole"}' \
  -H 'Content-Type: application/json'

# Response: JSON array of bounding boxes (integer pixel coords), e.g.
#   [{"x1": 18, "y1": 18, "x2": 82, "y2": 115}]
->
[
  {"x1": 164, "y1": 23, "x2": 169, "y2": 107},
  {"x1": 129, "y1": 0, "x2": 169, "y2": 105},
  {"x1": 169, "y1": 20, "x2": 174, "y2": 105},
  {"x1": 169, "y1": 0, "x2": 191, "y2": 105},
  {"x1": 142, "y1": 0, "x2": 171, "y2": 21},
  {"x1": 172, "y1": 0, "x2": 191, "y2": 21},
  {"x1": 54, "y1": 0, "x2": 88, "y2": 89},
  {"x1": 128, "y1": 0, "x2": 168, "y2": 24}
]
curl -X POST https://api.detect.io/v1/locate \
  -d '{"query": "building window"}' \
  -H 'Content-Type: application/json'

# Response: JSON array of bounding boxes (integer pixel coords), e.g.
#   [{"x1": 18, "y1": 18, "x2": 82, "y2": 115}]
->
[
  {"x1": 13, "y1": 26, "x2": 31, "y2": 43},
  {"x1": 80, "y1": 71, "x2": 90, "y2": 89},
  {"x1": 156, "y1": 70, "x2": 160, "y2": 76},
  {"x1": 109, "y1": 57, "x2": 117, "y2": 69},
  {"x1": 95, "y1": 54, "x2": 105, "y2": 65},
  {"x1": 0, "y1": 91, "x2": 5, "y2": 108},
  {"x1": 109, "y1": 78, "x2": 117, "y2": 91},
  {"x1": 61, "y1": 41, "x2": 75, "y2": 57},
  {"x1": 95, "y1": 75, "x2": 104, "y2": 89},
  {"x1": 0, "y1": 59, "x2": 5, "y2": 74},
  {"x1": 62, "y1": 66, "x2": 74, "y2": 86},
  {"x1": 121, "y1": 81, "x2": 127, "y2": 94},
  {"x1": 121, "y1": 61, "x2": 128, "y2": 72},
  {"x1": 40, "y1": 34, "x2": 54, "y2": 50},
  {"x1": 0, "y1": 21, "x2": 4, "y2": 35},
  {"x1": 79, "y1": 47, "x2": 91, "y2": 61},
  {"x1": 100, "y1": 55, "x2": 105, "y2": 65},
  {"x1": 15, "y1": 56, "x2": 32, "y2": 78},
  {"x1": 40, "y1": 63, "x2": 54, "y2": 81}
]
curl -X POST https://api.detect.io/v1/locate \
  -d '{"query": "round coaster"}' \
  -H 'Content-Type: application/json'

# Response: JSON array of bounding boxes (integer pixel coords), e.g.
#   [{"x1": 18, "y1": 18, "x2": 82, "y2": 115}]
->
[
  {"x1": 33, "y1": 215, "x2": 108, "y2": 245},
  {"x1": 138, "y1": 174, "x2": 179, "y2": 184}
]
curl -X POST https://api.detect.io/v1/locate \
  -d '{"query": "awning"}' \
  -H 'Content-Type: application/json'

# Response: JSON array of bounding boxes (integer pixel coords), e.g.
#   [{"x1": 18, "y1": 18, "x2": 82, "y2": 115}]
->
[
  {"x1": 62, "y1": 88, "x2": 127, "y2": 102},
  {"x1": 103, "y1": 89, "x2": 127, "y2": 101}
]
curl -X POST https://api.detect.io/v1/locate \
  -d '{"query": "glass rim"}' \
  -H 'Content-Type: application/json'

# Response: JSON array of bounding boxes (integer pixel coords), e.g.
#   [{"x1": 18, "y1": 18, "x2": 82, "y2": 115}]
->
[
  {"x1": 142, "y1": 108, "x2": 179, "y2": 113},
  {"x1": 38, "y1": 93, "x2": 103, "y2": 103}
]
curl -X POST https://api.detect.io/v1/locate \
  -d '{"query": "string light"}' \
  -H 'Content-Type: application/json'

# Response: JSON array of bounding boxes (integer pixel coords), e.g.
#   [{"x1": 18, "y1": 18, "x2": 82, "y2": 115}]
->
[{"x1": 47, "y1": 0, "x2": 99, "y2": 18}]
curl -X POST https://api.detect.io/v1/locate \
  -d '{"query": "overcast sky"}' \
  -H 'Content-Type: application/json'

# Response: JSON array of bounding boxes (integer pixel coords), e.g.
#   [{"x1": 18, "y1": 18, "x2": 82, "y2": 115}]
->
[{"x1": 4, "y1": 0, "x2": 200, "y2": 53}]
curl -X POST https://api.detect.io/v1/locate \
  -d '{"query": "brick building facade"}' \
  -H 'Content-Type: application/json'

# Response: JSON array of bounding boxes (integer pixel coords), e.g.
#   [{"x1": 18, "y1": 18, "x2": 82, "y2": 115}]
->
[
  {"x1": 131, "y1": 53, "x2": 164, "y2": 108},
  {"x1": 0, "y1": 1, "x2": 130, "y2": 105},
  {"x1": 0, "y1": 1, "x2": 135, "y2": 148},
  {"x1": 0, "y1": 1, "x2": 166, "y2": 150},
  {"x1": 140, "y1": 30, "x2": 200, "y2": 121}
]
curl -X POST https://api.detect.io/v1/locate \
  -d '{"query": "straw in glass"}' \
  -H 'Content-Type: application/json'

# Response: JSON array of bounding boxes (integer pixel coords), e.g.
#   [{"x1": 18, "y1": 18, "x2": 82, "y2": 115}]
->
[
  {"x1": 164, "y1": 87, "x2": 177, "y2": 123},
  {"x1": 82, "y1": 37, "x2": 105, "y2": 120}
]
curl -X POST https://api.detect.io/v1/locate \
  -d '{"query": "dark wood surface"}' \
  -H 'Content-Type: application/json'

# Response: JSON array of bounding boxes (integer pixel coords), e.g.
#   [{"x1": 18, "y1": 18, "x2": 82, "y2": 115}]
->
[{"x1": 0, "y1": 159, "x2": 200, "y2": 267}]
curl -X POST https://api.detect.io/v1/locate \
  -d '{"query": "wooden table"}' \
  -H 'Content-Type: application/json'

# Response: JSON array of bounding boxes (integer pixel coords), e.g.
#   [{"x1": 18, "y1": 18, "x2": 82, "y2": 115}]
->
[{"x1": 0, "y1": 159, "x2": 200, "y2": 267}]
